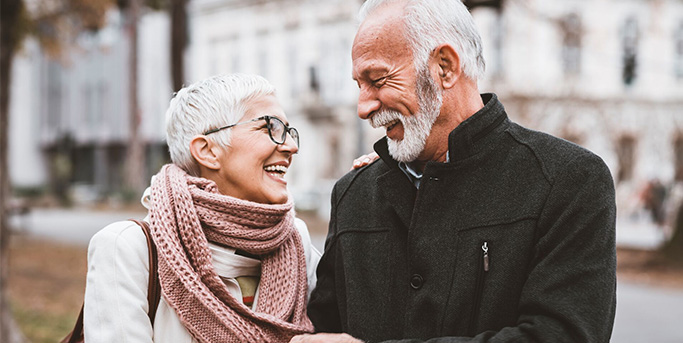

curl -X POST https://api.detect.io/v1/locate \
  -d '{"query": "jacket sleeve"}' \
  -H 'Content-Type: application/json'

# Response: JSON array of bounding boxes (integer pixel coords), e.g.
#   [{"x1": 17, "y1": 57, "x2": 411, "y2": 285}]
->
[
  {"x1": 83, "y1": 221, "x2": 154, "y2": 343},
  {"x1": 307, "y1": 183, "x2": 344, "y2": 333},
  {"x1": 380, "y1": 153, "x2": 618, "y2": 343}
]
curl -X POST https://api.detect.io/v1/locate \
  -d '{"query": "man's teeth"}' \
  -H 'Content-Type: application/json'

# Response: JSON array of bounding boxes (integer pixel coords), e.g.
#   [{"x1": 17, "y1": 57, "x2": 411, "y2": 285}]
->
[
  {"x1": 264, "y1": 165, "x2": 288, "y2": 174},
  {"x1": 386, "y1": 120, "x2": 399, "y2": 130}
]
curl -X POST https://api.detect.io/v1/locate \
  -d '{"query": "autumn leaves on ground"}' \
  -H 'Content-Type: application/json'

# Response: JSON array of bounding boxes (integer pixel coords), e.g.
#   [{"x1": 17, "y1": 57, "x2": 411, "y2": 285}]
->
[
  {"x1": 8, "y1": 236, "x2": 86, "y2": 343},
  {"x1": 7, "y1": 233, "x2": 683, "y2": 343}
]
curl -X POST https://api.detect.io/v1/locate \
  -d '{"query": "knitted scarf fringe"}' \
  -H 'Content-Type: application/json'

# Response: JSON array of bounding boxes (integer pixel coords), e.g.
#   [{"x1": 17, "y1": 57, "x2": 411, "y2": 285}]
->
[{"x1": 149, "y1": 164, "x2": 313, "y2": 342}]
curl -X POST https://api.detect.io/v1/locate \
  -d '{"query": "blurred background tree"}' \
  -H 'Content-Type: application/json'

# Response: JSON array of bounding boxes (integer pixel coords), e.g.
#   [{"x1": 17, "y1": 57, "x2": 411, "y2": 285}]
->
[
  {"x1": 1, "y1": 1, "x2": 30, "y2": 340},
  {"x1": 0, "y1": 0, "x2": 188, "y2": 339}
]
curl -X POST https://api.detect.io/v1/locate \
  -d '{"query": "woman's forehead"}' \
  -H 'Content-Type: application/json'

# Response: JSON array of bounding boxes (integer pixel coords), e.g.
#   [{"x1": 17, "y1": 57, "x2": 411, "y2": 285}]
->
[{"x1": 243, "y1": 94, "x2": 288, "y2": 122}]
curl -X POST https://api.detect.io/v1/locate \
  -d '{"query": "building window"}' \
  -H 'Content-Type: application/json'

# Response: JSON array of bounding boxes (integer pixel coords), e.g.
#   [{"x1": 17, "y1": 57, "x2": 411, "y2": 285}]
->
[
  {"x1": 560, "y1": 13, "x2": 582, "y2": 75},
  {"x1": 675, "y1": 21, "x2": 683, "y2": 80},
  {"x1": 621, "y1": 17, "x2": 639, "y2": 86},
  {"x1": 616, "y1": 135, "x2": 637, "y2": 183},
  {"x1": 490, "y1": 11, "x2": 504, "y2": 78},
  {"x1": 287, "y1": 38, "x2": 298, "y2": 98},
  {"x1": 257, "y1": 31, "x2": 269, "y2": 79},
  {"x1": 46, "y1": 61, "x2": 63, "y2": 131},
  {"x1": 308, "y1": 66, "x2": 320, "y2": 93}
]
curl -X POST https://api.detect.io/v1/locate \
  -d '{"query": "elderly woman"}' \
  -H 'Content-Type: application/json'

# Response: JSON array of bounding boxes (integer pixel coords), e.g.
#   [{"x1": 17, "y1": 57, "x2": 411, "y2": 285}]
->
[{"x1": 83, "y1": 74, "x2": 320, "y2": 342}]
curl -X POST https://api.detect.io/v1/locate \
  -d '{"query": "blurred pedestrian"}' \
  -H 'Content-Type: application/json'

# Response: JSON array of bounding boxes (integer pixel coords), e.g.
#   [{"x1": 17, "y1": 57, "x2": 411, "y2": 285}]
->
[
  {"x1": 84, "y1": 73, "x2": 320, "y2": 342},
  {"x1": 640, "y1": 178, "x2": 667, "y2": 226},
  {"x1": 294, "y1": 0, "x2": 617, "y2": 342}
]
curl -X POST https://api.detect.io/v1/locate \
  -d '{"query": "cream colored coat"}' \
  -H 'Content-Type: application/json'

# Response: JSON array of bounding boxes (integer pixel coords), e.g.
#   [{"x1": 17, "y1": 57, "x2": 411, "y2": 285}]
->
[{"x1": 83, "y1": 192, "x2": 321, "y2": 342}]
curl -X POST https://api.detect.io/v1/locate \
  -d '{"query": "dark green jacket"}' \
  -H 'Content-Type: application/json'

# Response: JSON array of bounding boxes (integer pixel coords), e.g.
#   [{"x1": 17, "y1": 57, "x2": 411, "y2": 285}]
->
[{"x1": 308, "y1": 94, "x2": 617, "y2": 343}]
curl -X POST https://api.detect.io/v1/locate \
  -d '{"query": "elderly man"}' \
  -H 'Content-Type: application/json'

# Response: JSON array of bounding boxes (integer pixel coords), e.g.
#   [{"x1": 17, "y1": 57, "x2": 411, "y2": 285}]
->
[{"x1": 294, "y1": 0, "x2": 616, "y2": 342}]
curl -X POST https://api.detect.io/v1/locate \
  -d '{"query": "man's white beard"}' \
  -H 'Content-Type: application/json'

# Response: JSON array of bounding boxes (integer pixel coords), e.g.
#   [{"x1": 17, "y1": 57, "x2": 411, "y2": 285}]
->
[{"x1": 370, "y1": 66, "x2": 443, "y2": 163}]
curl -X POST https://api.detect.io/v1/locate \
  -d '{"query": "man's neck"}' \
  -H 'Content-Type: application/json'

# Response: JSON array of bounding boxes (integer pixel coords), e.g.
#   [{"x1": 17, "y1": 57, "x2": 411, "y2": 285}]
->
[
  {"x1": 411, "y1": 89, "x2": 485, "y2": 172},
  {"x1": 411, "y1": 149, "x2": 448, "y2": 172}
]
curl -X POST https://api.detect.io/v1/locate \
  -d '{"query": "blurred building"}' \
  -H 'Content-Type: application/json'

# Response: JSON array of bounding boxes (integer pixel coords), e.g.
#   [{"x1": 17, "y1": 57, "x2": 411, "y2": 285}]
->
[
  {"x1": 10, "y1": 9, "x2": 172, "y2": 203},
  {"x1": 469, "y1": 0, "x2": 683, "y2": 218},
  {"x1": 8, "y1": 0, "x2": 683, "y2": 219}
]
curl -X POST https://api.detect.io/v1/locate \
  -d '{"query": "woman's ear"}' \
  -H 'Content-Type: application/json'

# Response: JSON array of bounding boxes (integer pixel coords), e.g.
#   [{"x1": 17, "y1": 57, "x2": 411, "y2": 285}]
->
[
  {"x1": 189, "y1": 135, "x2": 222, "y2": 170},
  {"x1": 432, "y1": 44, "x2": 461, "y2": 89}
]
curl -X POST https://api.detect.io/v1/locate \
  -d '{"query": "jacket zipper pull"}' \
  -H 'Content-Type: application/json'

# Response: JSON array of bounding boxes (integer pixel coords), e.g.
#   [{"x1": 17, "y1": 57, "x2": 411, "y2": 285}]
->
[{"x1": 482, "y1": 242, "x2": 489, "y2": 272}]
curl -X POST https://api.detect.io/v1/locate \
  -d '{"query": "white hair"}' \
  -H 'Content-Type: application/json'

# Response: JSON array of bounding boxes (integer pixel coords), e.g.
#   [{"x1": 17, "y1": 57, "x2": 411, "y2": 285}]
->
[
  {"x1": 165, "y1": 73, "x2": 276, "y2": 176},
  {"x1": 358, "y1": 0, "x2": 486, "y2": 81}
]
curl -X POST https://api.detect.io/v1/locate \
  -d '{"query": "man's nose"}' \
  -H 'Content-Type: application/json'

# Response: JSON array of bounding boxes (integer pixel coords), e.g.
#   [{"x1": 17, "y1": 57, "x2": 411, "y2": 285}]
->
[{"x1": 357, "y1": 89, "x2": 381, "y2": 120}]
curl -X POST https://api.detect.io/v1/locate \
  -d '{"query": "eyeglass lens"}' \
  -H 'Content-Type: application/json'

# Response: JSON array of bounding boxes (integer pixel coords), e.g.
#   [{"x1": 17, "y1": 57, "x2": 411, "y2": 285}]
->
[{"x1": 268, "y1": 116, "x2": 299, "y2": 147}]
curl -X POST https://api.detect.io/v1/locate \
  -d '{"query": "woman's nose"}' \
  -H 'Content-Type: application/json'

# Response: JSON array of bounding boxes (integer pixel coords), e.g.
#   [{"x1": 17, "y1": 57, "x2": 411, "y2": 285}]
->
[{"x1": 278, "y1": 132, "x2": 299, "y2": 154}]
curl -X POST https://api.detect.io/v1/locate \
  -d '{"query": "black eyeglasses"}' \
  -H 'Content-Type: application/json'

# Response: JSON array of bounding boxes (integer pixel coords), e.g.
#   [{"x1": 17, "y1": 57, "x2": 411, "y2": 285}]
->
[{"x1": 203, "y1": 115, "x2": 300, "y2": 147}]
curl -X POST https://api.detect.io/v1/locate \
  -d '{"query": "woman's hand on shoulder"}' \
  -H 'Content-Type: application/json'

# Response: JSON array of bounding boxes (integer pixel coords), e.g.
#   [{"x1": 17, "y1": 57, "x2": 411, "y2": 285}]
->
[{"x1": 350, "y1": 152, "x2": 379, "y2": 170}]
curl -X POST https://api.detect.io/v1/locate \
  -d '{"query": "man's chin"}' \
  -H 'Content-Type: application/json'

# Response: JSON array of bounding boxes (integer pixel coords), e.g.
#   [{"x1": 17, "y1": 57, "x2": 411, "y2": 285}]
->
[{"x1": 387, "y1": 139, "x2": 422, "y2": 163}]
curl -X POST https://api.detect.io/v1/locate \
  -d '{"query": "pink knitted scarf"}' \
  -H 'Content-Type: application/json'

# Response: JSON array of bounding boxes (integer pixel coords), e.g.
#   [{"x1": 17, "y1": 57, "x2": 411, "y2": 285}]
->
[{"x1": 149, "y1": 164, "x2": 313, "y2": 342}]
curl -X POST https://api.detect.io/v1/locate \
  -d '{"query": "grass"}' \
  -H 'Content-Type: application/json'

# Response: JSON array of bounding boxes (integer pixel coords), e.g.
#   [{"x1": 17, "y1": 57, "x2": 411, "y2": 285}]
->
[{"x1": 8, "y1": 234, "x2": 87, "y2": 343}]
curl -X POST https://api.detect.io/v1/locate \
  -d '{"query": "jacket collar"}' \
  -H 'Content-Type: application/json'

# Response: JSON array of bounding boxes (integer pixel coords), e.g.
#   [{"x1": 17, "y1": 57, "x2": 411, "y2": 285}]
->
[
  {"x1": 374, "y1": 93, "x2": 508, "y2": 168},
  {"x1": 447, "y1": 93, "x2": 508, "y2": 162},
  {"x1": 371, "y1": 93, "x2": 507, "y2": 229}
]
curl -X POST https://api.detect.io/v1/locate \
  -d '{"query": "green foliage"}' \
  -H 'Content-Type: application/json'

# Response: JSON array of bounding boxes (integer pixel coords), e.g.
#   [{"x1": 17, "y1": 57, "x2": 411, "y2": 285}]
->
[
  {"x1": 12, "y1": 186, "x2": 47, "y2": 199},
  {"x1": 11, "y1": 302, "x2": 78, "y2": 343}
]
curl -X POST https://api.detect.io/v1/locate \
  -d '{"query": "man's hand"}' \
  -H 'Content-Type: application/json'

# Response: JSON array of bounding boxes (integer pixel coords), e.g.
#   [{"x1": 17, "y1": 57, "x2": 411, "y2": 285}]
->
[
  {"x1": 351, "y1": 152, "x2": 379, "y2": 170},
  {"x1": 290, "y1": 333, "x2": 363, "y2": 343}
]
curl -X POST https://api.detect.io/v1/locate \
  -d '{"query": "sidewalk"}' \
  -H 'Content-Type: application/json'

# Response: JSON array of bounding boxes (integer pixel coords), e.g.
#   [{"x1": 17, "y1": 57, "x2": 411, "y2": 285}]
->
[
  {"x1": 616, "y1": 216, "x2": 667, "y2": 250},
  {"x1": 10, "y1": 207, "x2": 147, "y2": 246}
]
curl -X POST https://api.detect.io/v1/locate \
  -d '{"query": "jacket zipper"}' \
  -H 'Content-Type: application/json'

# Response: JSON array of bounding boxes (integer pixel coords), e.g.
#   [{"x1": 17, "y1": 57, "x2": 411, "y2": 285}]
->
[{"x1": 468, "y1": 241, "x2": 489, "y2": 336}]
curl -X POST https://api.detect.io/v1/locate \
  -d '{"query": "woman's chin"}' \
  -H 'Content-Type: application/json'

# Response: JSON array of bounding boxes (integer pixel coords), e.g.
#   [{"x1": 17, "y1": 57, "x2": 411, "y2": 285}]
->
[{"x1": 258, "y1": 188, "x2": 289, "y2": 205}]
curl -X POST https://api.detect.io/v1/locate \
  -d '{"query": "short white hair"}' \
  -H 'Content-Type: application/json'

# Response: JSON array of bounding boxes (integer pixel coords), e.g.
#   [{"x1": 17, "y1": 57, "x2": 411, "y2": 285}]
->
[
  {"x1": 358, "y1": 0, "x2": 486, "y2": 81},
  {"x1": 165, "y1": 73, "x2": 276, "y2": 176}
]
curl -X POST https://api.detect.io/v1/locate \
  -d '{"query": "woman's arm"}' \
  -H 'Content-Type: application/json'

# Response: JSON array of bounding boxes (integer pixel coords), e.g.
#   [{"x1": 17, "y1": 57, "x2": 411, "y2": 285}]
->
[{"x1": 83, "y1": 221, "x2": 154, "y2": 343}]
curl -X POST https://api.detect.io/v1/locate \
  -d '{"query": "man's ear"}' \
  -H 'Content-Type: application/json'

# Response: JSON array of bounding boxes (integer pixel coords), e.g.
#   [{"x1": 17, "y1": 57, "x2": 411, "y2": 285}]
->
[
  {"x1": 189, "y1": 135, "x2": 222, "y2": 170},
  {"x1": 432, "y1": 44, "x2": 461, "y2": 89}
]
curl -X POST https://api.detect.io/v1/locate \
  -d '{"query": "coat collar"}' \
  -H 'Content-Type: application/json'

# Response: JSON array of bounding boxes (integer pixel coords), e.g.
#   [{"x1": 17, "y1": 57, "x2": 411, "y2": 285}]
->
[{"x1": 372, "y1": 93, "x2": 508, "y2": 229}]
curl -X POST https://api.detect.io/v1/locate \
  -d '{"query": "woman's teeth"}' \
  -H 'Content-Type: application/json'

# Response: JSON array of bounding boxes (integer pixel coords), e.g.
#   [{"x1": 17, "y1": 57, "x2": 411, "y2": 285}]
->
[{"x1": 264, "y1": 165, "x2": 288, "y2": 177}]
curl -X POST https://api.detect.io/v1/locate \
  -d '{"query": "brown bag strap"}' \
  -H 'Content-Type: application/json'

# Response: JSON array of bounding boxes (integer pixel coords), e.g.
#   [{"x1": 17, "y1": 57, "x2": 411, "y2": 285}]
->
[
  {"x1": 61, "y1": 220, "x2": 160, "y2": 343},
  {"x1": 130, "y1": 219, "x2": 162, "y2": 325}
]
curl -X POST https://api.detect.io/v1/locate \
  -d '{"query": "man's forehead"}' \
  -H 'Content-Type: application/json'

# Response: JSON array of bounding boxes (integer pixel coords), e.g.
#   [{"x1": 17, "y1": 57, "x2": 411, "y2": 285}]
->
[
  {"x1": 357, "y1": 2, "x2": 405, "y2": 37},
  {"x1": 353, "y1": 9, "x2": 406, "y2": 56}
]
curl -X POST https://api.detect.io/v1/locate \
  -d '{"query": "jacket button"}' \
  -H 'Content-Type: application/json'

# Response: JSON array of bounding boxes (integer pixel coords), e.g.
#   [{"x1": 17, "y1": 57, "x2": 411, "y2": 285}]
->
[
  {"x1": 429, "y1": 176, "x2": 440, "y2": 181},
  {"x1": 410, "y1": 274, "x2": 423, "y2": 289}
]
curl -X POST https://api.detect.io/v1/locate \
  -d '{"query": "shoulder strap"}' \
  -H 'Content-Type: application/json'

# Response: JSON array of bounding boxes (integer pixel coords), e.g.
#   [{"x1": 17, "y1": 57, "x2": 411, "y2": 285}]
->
[{"x1": 130, "y1": 219, "x2": 162, "y2": 325}]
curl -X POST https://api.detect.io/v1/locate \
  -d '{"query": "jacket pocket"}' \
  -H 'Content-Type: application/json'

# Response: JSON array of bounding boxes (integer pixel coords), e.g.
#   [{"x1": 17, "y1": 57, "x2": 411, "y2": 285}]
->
[
  {"x1": 468, "y1": 240, "x2": 490, "y2": 336},
  {"x1": 440, "y1": 219, "x2": 535, "y2": 336}
]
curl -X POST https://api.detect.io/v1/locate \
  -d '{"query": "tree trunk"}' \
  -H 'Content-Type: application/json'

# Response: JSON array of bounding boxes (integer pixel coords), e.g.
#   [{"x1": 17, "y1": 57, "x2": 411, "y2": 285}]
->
[
  {"x1": 662, "y1": 202, "x2": 683, "y2": 262},
  {"x1": 1, "y1": 0, "x2": 27, "y2": 341},
  {"x1": 170, "y1": 0, "x2": 187, "y2": 92},
  {"x1": 124, "y1": 0, "x2": 146, "y2": 195}
]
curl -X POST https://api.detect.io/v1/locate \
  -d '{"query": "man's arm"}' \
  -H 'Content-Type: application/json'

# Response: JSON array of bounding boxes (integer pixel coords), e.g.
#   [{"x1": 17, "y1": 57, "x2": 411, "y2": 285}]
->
[{"x1": 307, "y1": 183, "x2": 344, "y2": 333}]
